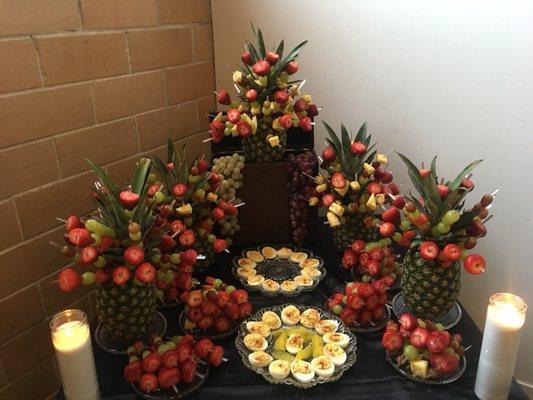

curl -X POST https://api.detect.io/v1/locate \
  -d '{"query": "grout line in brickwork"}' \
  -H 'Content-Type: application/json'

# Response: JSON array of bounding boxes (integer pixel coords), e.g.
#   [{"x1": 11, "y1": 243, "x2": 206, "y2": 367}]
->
[
  {"x1": 190, "y1": 25, "x2": 197, "y2": 62},
  {"x1": 0, "y1": 224, "x2": 64, "y2": 257},
  {"x1": 35, "y1": 284, "x2": 48, "y2": 320},
  {"x1": 133, "y1": 118, "x2": 141, "y2": 152},
  {"x1": 50, "y1": 138, "x2": 63, "y2": 179},
  {"x1": 88, "y1": 84, "x2": 98, "y2": 124},
  {"x1": 156, "y1": 0, "x2": 161, "y2": 25},
  {"x1": 0, "y1": 356, "x2": 59, "y2": 394},
  {"x1": 76, "y1": 0, "x2": 84, "y2": 26},
  {"x1": 124, "y1": 31, "x2": 133, "y2": 74},
  {"x1": 11, "y1": 200, "x2": 26, "y2": 244},
  {"x1": 29, "y1": 36, "x2": 45, "y2": 88}
]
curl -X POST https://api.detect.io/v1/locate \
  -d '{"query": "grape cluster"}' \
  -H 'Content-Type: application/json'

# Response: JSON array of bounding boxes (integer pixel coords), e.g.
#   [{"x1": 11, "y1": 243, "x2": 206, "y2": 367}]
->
[
  {"x1": 285, "y1": 151, "x2": 318, "y2": 246},
  {"x1": 212, "y1": 154, "x2": 245, "y2": 241}
]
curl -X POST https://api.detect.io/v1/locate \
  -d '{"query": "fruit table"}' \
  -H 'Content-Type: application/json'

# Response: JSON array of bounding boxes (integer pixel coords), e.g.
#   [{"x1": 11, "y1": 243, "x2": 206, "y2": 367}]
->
[{"x1": 56, "y1": 222, "x2": 527, "y2": 400}]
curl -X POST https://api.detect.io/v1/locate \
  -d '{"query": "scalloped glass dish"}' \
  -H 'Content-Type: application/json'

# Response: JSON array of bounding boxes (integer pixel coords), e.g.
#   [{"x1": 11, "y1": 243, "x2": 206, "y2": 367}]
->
[
  {"x1": 235, "y1": 303, "x2": 357, "y2": 388},
  {"x1": 178, "y1": 309, "x2": 241, "y2": 340},
  {"x1": 232, "y1": 245, "x2": 326, "y2": 298},
  {"x1": 385, "y1": 351, "x2": 466, "y2": 385},
  {"x1": 131, "y1": 360, "x2": 209, "y2": 399}
]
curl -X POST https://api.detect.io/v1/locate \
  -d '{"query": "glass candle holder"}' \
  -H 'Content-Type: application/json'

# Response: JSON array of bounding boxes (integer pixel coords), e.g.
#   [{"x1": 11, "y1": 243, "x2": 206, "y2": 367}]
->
[
  {"x1": 50, "y1": 309, "x2": 100, "y2": 400},
  {"x1": 474, "y1": 293, "x2": 527, "y2": 400}
]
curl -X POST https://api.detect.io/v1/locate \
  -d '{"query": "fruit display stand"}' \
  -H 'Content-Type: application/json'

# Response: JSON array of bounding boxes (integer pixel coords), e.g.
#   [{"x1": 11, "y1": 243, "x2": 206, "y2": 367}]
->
[{"x1": 55, "y1": 221, "x2": 527, "y2": 400}]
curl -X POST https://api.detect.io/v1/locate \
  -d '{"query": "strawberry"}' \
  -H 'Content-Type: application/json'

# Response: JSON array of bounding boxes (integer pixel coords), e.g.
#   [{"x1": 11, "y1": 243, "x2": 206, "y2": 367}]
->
[
  {"x1": 95, "y1": 269, "x2": 109, "y2": 284},
  {"x1": 119, "y1": 191, "x2": 140, "y2": 210},
  {"x1": 135, "y1": 262, "x2": 156, "y2": 283},
  {"x1": 180, "y1": 249, "x2": 197, "y2": 266},
  {"x1": 252, "y1": 60, "x2": 270, "y2": 76},
  {"x1": 98, "y1": 235, "x2": 114, "y2": 252},
  {"x1": 180, "y1": 360, "x2": 197, "y2": 384},
  {"x1": 208, "y1": 346, "x2": 225, "y2": 366},
  {"x1": 351, "y1": 240, "x2": 366, "y2": 253},
  {"x1": 142, "y1": 352, "x2": 162, "y2": 373},
  {"x1": 65, "y1": 215, "x2": 82, "y2": 232},
  {"x1": 57, "y1": 268, "x2": 81, "y2": 292},
  {"x1": 187, "y1": 290, "x2": 203, "y2": 308},
  {"x1": 223, "y1": 302, "x2": 239, "y2": 320},
  {"x1": 285, "y1": 61, "x2": 298, "y2": 75},
  {"x1": 392, "y1": 195, "x2": 406, "y2": 209},
  {"x1": 241, "y1": 51, "x2": 253, "y2": 65},
  {"x1": 81, "y1": 246, "x2": 98, "y2": 264},
  {"x1": 382, "y1": 330, "x2": 403, "y2": 352},
  {"x1": 188, "y1": 307, "x2": 203, "y2": 322},
  {"x1": 346, "y1": 293, "x2": 364, "y2": 310},
  {"x1": 399, "y1": 313, "x2": 418, "y2": 331},
  {"x1": 124, "y1": 245, "x2": 144, "y2": 266},
  {"x1": 170, "y1": 220, "x2": 186, "y2": 234},
  {"x1": 339, "y1": 307, "x2": 357, "y2": 326},
  {"x1": 294, "y1": 99, "x2": 308, "y2": 112},
  {"x1": 367, "y1": 182, "x2": 382, "y2": 195},
  {"x1": 372, "y1": 307, "x2": 385, "y2": 320},
  {"x1": 209, "y1": 120, "x2": 225, "y2": 142},
  {"x1": 158, "y1": 367, "x2": 181, "y2": 389},
  {"x1": 236, "y1": 120, "x2": 252, "y2": 138},
  {"x1": 350, "y1": 141, "x2": 367, "y2": 155},
  {"x1": 112, "y1": 266, "x2": 130, "y2": 285},
  {"x1": 341, "y1": 249, "x2": 357, "y2": 269},
  {"x1": 172, "y1": 183, "x2": 188, "y2": 198},
  {"x1": 139, "y1": 373, "x2": 158, "y2": 393},
  {"x1": 238, "y1": 302, "x2": 253, "y2": 319},
  {"x1": 358, "y1": 309, "x2": 372, "y2": 326},
  {"x1": 147, "y1": 184, "x2": 161, "y2": 198},
  {"x1": 123, "y1": 360, "x2": 143, "y2": 383},
  {"x1": 213, "y1": 239, "x2": 227, "y2": 253},
  {"x1": 322, "y1": 147, "x2": 336, "y2": 161},
  {"x1": 331, "y1": 172, "x2": 346, "y2": 189},
  {"x1": 211, "y1": 207, "x2": 225, "y2": 221},
  {"x1": 437, "y1": 184, "x2": 451, "y2": 199},
  {"x1": 364, "y1": 294, "x2": 380, "y2": 310},
  {"x1": 382, "y1": 207, "x2": 401, "y2": 226},
  {"x1": 379, "y1": 222, "x2": 395, "y2": 238},
  {"x1": 230, "y1": 289, "x2": 248, "y2": 305},
  {"x1": 419, "y1": 241, "x2": 439, "y2": 260},
  {"x1": 266, "y1": 51, "x2": 280, "y2": 64},
  {"x1": 442, "y1": 243, "x2": 461, "y2": 261},
  {"x1": 245, "y1": 89, "x2": 257, "y2": 102},
  {"x1": 67, "y1": 227, "x2": 92, "y2": 247},
  {"x1": 216, "y1": 291, "x2": 231, "y2": 309},
  {"x1": 357, "y1": 283, "x2": 375, "y2": 298},
  {"x1": 299, "y1": 116, "x2": 313, "y2": 132},
  {"x1": 307, "y1": 104, "x2": 319, "y2": 117},
  {"x1": 195, "y1": 338, "x2": 215, "y2": 359},
  {"x1": 226, "y1": 108, "x2": 241, "y2": 124},
  {"x1": 162, "y1": 350, "x2": 180, "y2": 368},
  {"x1": 197, "y1": 315, "x2": 214, "y2": 330},
  {"x1": 322, "y1": 194, "x2": 335, "y2": 207},
  {"x1": 216, "y1": 89, "x2": 231, "y2": 105},
  {"x1": 159, "y1": 234, "x2": 176, "y2": 251},
  {"x1": 201, "y1": 301, "x2": 218, "y2": 316},
  {"x1": 179, "y1": 230, "x2": 196, "y2": 247},
  {"x1": 214, "y1": 316, "x2": 231, "y2": 333},
  {"x1": 273, "y1": 91, "x2": 289, "y2": 104}
]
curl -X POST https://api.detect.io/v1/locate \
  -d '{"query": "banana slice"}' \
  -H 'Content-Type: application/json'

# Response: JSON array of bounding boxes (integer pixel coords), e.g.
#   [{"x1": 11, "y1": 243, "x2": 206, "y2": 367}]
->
[
  {"x1": 323, "y1": 332, "x2": 350, "y2": 349},
  {"x1": 247, "y1": 274, "x2": 265, "y2": 287},
  {"x1": 246, "y1": 321, "x2": 271, "y2": 338},
  {"x1": 290, "y1": 252, "x2": 308, "y2": 263},
  {"x1": 315, "y1": 320, "x2": 339, "y2": 336},
  {"x1": 246, "y1": 250, "x2": 264, "y2": 263},
  {"x1": 261, "y1": 246, "x2": 277, "y2": 259},
  {"x1": 261, "y1": 311, "x2": 282, "y2": 330},
  {"x1": 248, "y1": 351, "x2": 273, "y2": 368},
  {"x1": 262, "y1": 279, "x2": 280, "y2": 293},
  {"x1": 244, "y1": 333, "x2": 268, "y2": 351},
  {"x1": 323, "y1": 343, "x2": 347, "y2": 366},
  {"x1": 280, "y1": 280, "x2": 298, "y2": 293},
  {"x1": 290, "y1": 359, "x2": 315, "y2": 383},
  {"x1": 300, "y1": 308, "x2": 321, "y2": 328},
  {"x1": 301, "y1": 267, "x2": 322, "y2": 279},
  {"x1": 300, "y1": 258, "x2": 320, "y2": 269},
  {"x1": 237, "y1": 267, "x2": 256, "y2": 278},
  {"x1": 269, "y1": 359, "x2": 290, "y2": 380},
  {"x1": 311, "y1": 356, "x2": 335, "y2": 378},
  {"x1": 277, "y1": 247, "x2": 293, "y2": 259},
  {"x1": 294, "y1": 275, "x2": 314, "y2": 288},
  {"x1": 285, "y1": 334, "x2": 304, "y2": 354},
  {"x1": 238, "y1": 258, "x2": 256, "y2": 268},
  {"x1": 281, "y1": 305, "x2": 301, "y2": 326}
]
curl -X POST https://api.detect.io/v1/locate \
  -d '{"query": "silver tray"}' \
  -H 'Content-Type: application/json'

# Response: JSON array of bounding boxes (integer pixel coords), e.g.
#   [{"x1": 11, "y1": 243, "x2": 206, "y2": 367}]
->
[
  {"x1": 235, "y1": 303, "x2": 357, "y2": 388},
  {"x1": 386, "y1": 351, "x2": 467, "y2": 385},
  {"x1": 232, "y1": 245, "x2": 326, "y2": 298}
]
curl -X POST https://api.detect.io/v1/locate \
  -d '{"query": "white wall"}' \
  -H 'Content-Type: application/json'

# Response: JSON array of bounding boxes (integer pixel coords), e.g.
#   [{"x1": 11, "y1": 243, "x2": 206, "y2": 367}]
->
[{"x1": 211, "y1": 0, "x2": 533, "y2": 391}]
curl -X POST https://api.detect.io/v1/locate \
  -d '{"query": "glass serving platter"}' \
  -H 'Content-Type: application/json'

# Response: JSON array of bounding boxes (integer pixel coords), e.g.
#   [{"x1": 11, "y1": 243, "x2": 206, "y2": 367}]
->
[
  {"x1": 385, "y1": 351, "x2": 467, "y2": 385},
  {"x1": 131, "y1": 360, "x2": 209, "y2": 399},
  {"x1": 235, "y1": 303, "x2": 357, "y2": 388},
  {"x1": 177, "y1": 309, "x2": 241, "y2": 340},
  {"x1": 232, "y1": 244, "x2": 326, "y2": 297}
]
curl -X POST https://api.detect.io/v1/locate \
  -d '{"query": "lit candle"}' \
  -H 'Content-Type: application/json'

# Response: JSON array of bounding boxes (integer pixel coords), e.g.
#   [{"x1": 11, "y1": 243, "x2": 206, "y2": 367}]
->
[
  {"x1": 50, "y1": 309, "x2": 100, "y2": 400},
  {"x1": 475, "y1": 293, "x2": 527, "y2": 400}
]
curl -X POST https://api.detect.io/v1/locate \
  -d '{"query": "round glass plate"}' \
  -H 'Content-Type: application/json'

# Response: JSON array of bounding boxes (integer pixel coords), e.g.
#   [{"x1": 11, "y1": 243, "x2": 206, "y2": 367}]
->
[
  {"x1": 391, "y1": 293, "x2": 462, "y2": 330},
  {"x1": 131, "y1": 360, "x2": 209, "y2": 399},
  {"x1": 349, "y1": 268, "x2": 400, "y2": 292},
  {"x1": 235, "y1": 303, "x2": 357, "y2": 388},
  {"x1": 386, "y1": 351, "x2": 467, "y2": 385},
  {"x1": 232, "y1": 244, "x2": 326, "y2": 298},
  {"x1": 323, "y1": 300, "x2": 391, "y2": 334},
  {"x1": 178, "y1": 310, "x2": 240, "y2": 340},
  {"x1": 95, "y1": 311, "x2": 168, "y2": 355}
]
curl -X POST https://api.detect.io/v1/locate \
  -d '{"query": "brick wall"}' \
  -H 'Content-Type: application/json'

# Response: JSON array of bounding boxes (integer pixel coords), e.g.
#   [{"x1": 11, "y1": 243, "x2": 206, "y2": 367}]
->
[{"x1": 0, "y1": 1, "x2": 214, "y2": 398}]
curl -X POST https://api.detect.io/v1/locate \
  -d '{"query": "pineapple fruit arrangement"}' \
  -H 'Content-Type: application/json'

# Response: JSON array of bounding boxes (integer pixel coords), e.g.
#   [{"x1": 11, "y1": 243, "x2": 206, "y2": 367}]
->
[
  {"x1": 382, "y1": 313, "x2": 466, "y2": 381},
  {"x1": 148, "y1": 140, "x2": 237, "y2": 275},
  {"x1": 124, "y1": 333, "x2": 225, "y2": 395},
  {"x1": 378, "y1": 153, "x2": 493, "y2": 319},
  {"x1": 181, "y1": 277, "x2": 253, "y2": 337},
  {"x1": 209, "y1": 24, "x2": 319, "y2": 163},
  {"x1": 326, "y1": 279, "x2": 391, "y2": 328},
  {"x1": 56, "y1": 158, "x2": 172, "y2": 342},
  {"x1": 309, "y1": 121, "x2": 400, "y2": 252}
]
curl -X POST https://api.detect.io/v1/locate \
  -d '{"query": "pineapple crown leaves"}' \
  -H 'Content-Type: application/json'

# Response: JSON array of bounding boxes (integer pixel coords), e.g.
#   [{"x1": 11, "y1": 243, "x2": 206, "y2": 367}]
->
[
  {"x1": 86, "y1": 158, "x2": 157, "y2": 241},
  {"x1": 322, "y1": 121, "x2": 376, "y2": 178},
  {"x1": 396, "y1": 152, "x2": 483, "y2": 230}
]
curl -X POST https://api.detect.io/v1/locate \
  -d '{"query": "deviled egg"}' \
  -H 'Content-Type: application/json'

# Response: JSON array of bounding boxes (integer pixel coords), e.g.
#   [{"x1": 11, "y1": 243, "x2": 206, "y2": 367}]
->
[
  {"x1": 238, "y1": 258, "x2": 256, "y2": 268},
  {"x1": 261, "y1": 311, "x2": 282, "y2": 330},
  {"x1": 237, "y1": 267, "x2": 256, "y2": 278},
  {"x1": 280, "y1": 280, "x2": 298, "y2": 294},
  {"x1": 290, "y1": 359, "x2": 315, "y2": 383},
  {"x1": 301, "y1": 267, "x2": 322, "y2": 279},
  {"x1": 285, "y1": 334, "x2": 304, "y2": 354},
  {"x1": 323, "y1": 343, "x2": 347, "y2": 366},
  {"x1": 293, "y1": 275, "x2": 314, "y2": 288},
  {"x1": 277, "y1": 247, "x2": 293, "y2": 259},
  {"x1": 243, "y1": 333, "x2": 268, "y2": 351},
  {"x1": 269, "y1": 359, "x2": 291, "y2": 380},
  {"x1": 247, "y1": 274, "x2": 265, "y2": 287},
  {"x1": 300, "y1": 308, "x2": 321, "y2": 328},
  {"x1": 281, "y1": 305, "x2": 301, "y2": 326},
  {"x1": 311, "y1": 356, "x2": 335, "y2": 378},
  {"x1": 248, "y1": 351, "x2": 273, "y2": 368},
  {"x1": 261, "y1": 246, "x2": 277, "y2": 259},
  {"x1": 246, "y1": 250, "x2": 264, "y2": 263},
  {"x1": 323, "y1": 332, "x2": 350, "y2": 349},
  {"x1": 300, "y1": 258, "x2": 320, "y2": 269},
  {"x1": 315, "y1": 320, "x2": 339, "y2": 336},
  {"x1": 245, "y1": 321, "x2": 271, "y2": 338},
  {"x1": 262, "y1": 279, "x2": 280, "y2": 293},
  {"x1": 290, "y1": 252, "x2": 308, "y2": 263}
]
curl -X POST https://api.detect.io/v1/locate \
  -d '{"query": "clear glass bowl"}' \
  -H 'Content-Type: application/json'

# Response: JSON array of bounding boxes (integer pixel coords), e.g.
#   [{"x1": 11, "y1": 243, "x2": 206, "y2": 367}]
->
[
  {"x1": 178, "y1": 309, "x2": 241, "y2": 340},
  {"x1": 235, "y1": 303, "x2": 357, "y2": 388},
  {"x1": 131, "y1": 360, "x2": 209, "y2": 399},
  {"x1": 232, "y1": 244, "x2": 326, "y2": 298},
  {"x1": 385, "y1": 351, "x2": 467, "y2": 385}
]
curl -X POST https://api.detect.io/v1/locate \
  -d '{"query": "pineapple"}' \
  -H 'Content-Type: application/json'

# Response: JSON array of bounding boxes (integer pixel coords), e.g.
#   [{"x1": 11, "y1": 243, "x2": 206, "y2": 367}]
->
[
  {"x1": 332, "y1": 213, "x2": 379, "y2": 251},
  {"x1": 242, "y1": 129, "x2": 286, "y2": 163},
  {"x1": 392, "y1": 153, "x2": 491, "y2": 319}
]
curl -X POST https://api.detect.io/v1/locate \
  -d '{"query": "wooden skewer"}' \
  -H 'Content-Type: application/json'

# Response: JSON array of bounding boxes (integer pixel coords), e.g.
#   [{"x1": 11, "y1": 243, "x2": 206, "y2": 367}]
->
[
  {"x1": 235, "y1": 202, "x2": 246, "y2": 208},
  {"x1": 233, "y1": 83, "x2": 241, "y2": 94},
  {"x1": 203, "y1": 137, "x2": 214, "y2": 143},
  {"x1": 195, "y1": 371, "x2": 206, "y2": 379},
  {"x1": 56, "y1": 217, "x2": 67, "y2": 223},
  {"x1": 48, "y1": 241, "x2": 62, "y2": 249},
  {"x1": 224, "y1": 249, "x2": 230, "y2": 254},
  {"x1": 464, "y1": 345, "x2": 472, "y2": 352},
  {"x1": 298, "y1": 79, "x2": 307, "y2": 90},
  {"x1": 491, "y1": 188, "x2": 500, "y2": 197},
  {"x1": 196, "y1": 254, "x2": 206, "y2": 260}
]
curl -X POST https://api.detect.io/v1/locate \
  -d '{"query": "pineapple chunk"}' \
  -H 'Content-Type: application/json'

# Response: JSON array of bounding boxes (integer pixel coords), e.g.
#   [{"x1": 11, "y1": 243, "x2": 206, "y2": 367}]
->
[
  {"x1": 308, "y1": 197, "x2": 319, "y2": 206},
  {"x1": 410, "y1": 360, "x2": 429, "y2": 378},
  {"x1": 207, "y1": 192, "x2": 218, "y2": 202},
  {"x1": 184, "y1": 319, "x2": 196, "y2": 331},
  {"x1": 251, "y1": 116, "x2": 258, "y2": 133},
  {"x1": 213, "y1": 111, "x2": 224, "y2": 122},
  {"x1": 176, "y1": 203, "x2": 193, "y2": 215},
  {"x1": 363, "y1": 163, "x2": 375, "y2": 175},
  {"x1": 335, "y1": 184, "x2": 349, "y2": 197},
  {"x1": 366, "y1": 193, "x2": 377, "y2": 211},
  {"x1": 327, "y1": 212, "x2": 340, "y2": 227},
  {"x1": 375, "y1": 193, "x2": 385, "y2": 204},
  {"x1": 315, "y1": 175, "x2": 326, "y2": 184},
  {"x1": 316, "y1": 183, "x2": 327, "y2": 193},
  {"x1": 377, "y1": 153, "x2": 388, "y2": 164},
  {"x1": 350, "y1": 181, "x2": 361, "y2": 192},
  {"x1": 272, "y1": 118, "x2": 283, "y2": 132},
  {"x1": 268, "y1": 135, "x2": 280, "y2": 147},
  {"x1": 329, "y1": 202, "x2": 345, "y2": 217}
]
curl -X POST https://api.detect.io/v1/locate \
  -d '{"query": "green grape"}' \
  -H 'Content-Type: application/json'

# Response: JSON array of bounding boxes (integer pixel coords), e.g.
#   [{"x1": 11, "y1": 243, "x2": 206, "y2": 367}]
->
[
  {"x1": 82, "y1": 272, "x2": 95, "y2": 285},
  {"x1": 94, "y1": 256, "x2": 106, "y2": 268},
  {"x1": 400, "y1": 220, "x2": 411, "y2": 231},
  {"x1": 393, "y1": 232, "x2": 403, "y2": 242},
  {"x1": 84, "y1": 219, "x2": 99, "y2": 233},
  {"x1": 403, "y1": 345, "x2": 419, "y2": 361},
  {"x1": 129, "y1": 231, "x2": 142, "y2": 241},
  {"x1": 443, "y1": 210, "x2": 460, "y2": 225},
  {"x1": 152, "y1": 253, "x2": 161, "y2": 264},
  {"x1": 170, "y1": 253, "x2": 180, "y2": 264},
  {"x1": 437, "y1": 222, "x2": 450, "y2": 234},
  {"x1": 91, "y1": 233, "x2": 102, "y2": 246},
  {"x1": 208, "y1": 234, "x2": 216, "y2": 243}
]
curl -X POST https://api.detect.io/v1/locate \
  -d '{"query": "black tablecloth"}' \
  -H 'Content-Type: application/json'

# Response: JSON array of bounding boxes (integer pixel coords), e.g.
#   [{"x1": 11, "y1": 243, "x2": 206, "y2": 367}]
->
[{"x1": 57, "y1": 223, "x2": 528, "y2": 400}]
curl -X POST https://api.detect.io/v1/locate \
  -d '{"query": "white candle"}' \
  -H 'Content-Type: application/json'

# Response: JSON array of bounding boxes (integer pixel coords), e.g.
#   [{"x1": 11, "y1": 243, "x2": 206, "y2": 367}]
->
[
  {"x1": 51, "y1": 310, "x2": 100, "y2": 400},
  {"x1": 475, "y1": 293, "x2": 527, "y2": 400}
]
